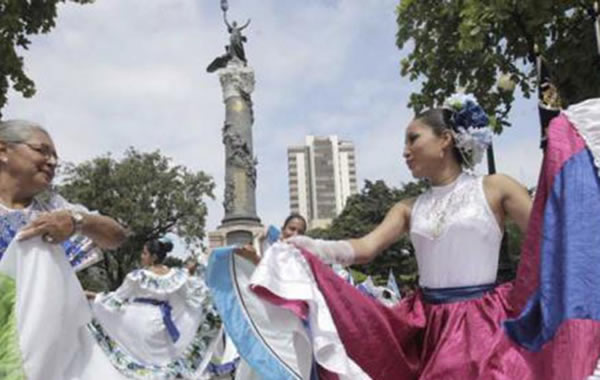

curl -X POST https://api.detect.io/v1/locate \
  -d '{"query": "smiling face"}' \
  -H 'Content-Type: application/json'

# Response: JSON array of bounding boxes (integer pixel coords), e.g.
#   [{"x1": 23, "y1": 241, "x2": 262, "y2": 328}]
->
[
  {"x1": 403, "y1": 119, "x2": 452, "y2": 179},
  {"x1": 281, "y1": 217, "x2": 307, "y2": 239},
  {"x1": 2, "y1": 130, "x2": 58, "y2": 196}
]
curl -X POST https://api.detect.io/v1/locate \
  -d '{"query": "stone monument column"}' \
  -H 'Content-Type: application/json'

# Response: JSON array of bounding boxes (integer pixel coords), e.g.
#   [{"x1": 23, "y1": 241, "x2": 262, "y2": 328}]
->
[
  {"x1": 207, "y1": 1, "x2": 262, "y2": 248},
  {"x1": 219, "y1": 59, "x2": 261, "y2": 234}
]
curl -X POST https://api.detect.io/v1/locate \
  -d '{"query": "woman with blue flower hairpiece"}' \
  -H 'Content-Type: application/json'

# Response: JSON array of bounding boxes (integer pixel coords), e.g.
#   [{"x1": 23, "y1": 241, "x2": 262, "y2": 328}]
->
[
  {"x1": 206, "y1": 94, "x2": 600, "y2": 378},
  {"x1": 210, "y1": 93, "x2": 549, "y2": 379},
  {"x1": 86, "y1": 236, "x2": 221, "y2": 379}
]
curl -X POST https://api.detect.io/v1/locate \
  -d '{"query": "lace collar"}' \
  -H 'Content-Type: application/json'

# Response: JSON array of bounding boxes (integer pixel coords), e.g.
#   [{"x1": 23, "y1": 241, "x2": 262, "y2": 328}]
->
[
  {"x1": 429, "y1": 172, "x2": 466, "y2": 196},
  {"x1": 128, "y1": 268, "x2": 189, "y2": 293}
]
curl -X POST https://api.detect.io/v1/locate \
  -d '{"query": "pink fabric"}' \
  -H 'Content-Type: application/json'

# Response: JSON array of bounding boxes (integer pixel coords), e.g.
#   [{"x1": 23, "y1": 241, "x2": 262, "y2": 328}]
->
[
  {"x1": 302, "y1": 251, "x2": 600, "y2": 379},
  {"x1": 510, "y1": 114, "x2": 586, "y2": 313},
  {"x1": 317, "y1": 366, "x2": 341, "y2": 380},
  {"x1": 487, "y1": 319, "x2": 600, "y2": 379},
  {"x1": 250, "y1": 285, "x2": 310, "y2": 320},
  {"x1": 248, "y1": 114, "x2": 600, "y2": 379}
]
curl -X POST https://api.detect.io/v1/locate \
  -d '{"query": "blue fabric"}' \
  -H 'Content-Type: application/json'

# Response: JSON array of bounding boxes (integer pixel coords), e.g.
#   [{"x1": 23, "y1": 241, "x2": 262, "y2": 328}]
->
[
  {"x1": 301, "y1": 319, "x2": 320, "y2": 380},
  {"x1": 266, "y1": 225, "x2": 280, "y2": 244},
  {"x1": 206, "y1": 246, "x2": 303, "y2": 380},
  {"x1": 505, "y1": 149, "x2": 600, "y2": 351},
  {"x1": 387, "y1": 269, "x2": 401, "y2": 298},
  {"x1": 356, "y1": 283, "x2": 377, "y2": 299},
  {"x1": 62, "y1": 238, "x2": 91, "y2": 267},
  {"x1": 0, "y1": 211, "x2": 95, "y2": 269},
  {"x1": 207, "y1": 357, "x2": 240, "y2": 375},
  {"x1": 133, "y1": 298, "x2": 180, "y2": 342},
  {"x1": 0, "y1": 212, "x2": 27, "y2": 260},
  {"x1": 421, "y1": 283, "x2": 496, "y2": 304}
]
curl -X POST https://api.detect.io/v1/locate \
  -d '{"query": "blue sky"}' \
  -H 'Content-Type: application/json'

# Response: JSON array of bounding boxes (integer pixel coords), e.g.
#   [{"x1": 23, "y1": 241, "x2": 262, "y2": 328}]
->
[{"x1": 4, "y1": 0, "x2": 543, "y2": 257}]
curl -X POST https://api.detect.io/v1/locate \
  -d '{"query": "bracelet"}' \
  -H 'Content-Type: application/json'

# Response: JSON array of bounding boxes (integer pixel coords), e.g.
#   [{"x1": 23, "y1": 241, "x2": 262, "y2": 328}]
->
[{"x1": 69, "y1": 210, "x2": 85, "y2": 235}]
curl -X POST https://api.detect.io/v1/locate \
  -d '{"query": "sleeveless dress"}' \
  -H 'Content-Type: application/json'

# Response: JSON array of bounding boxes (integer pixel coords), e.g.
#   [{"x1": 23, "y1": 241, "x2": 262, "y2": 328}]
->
[{"x1": 207, "y1": 98, "x2": 600, "y2": 379}]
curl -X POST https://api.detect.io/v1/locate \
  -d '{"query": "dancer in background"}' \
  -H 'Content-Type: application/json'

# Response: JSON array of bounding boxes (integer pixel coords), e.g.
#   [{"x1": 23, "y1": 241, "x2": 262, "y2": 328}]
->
[
  {"x1": 88, "y1": 237, "x2": 220, "y2": 379},
  {"x1": 206, "y1": 213, "x2": 319, "y2": 380},
  {"x1": 235, "y1": 213, "x2": 307, "y2": 265}
]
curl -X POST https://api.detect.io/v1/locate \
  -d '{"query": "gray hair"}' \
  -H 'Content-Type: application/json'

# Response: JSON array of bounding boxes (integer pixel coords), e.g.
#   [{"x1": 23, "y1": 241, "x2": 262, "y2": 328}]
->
[{"x1": 0, "y1": 119, "x2": 49, "y2": 144}]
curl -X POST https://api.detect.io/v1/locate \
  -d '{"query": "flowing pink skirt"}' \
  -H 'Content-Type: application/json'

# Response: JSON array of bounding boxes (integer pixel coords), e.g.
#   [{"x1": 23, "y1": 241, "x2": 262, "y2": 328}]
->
[{"x1": 257, "y1": 250, "x2": 600, "y2": 379}]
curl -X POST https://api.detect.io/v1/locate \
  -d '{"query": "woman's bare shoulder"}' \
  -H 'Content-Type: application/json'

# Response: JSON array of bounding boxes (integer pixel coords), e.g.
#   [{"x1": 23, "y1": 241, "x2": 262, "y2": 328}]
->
[
  {"x1": 484, "y1": 173, "x2": 527, "y2": 193},
  {"x1": 391, "y1": 197, "x2": 417, "y2": 217}
]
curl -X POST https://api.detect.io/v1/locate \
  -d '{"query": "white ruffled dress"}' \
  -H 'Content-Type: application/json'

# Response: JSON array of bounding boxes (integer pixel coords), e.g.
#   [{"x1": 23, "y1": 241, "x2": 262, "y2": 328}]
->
[{"x1": 90, "y1": 267, "x2": 220, "y2": 379}]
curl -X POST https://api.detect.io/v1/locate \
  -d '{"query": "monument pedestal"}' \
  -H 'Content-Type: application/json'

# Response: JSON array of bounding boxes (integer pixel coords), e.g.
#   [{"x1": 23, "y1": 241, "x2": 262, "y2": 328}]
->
[{"x1": 208, "y1": 223, "x2": 264, "y2": 249}]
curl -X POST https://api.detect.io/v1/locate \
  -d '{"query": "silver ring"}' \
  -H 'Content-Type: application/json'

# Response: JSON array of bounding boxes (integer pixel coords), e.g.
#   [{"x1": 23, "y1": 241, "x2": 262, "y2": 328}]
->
[{"x1": 42, "y1": 233, "x2": 54, "y2": 243}]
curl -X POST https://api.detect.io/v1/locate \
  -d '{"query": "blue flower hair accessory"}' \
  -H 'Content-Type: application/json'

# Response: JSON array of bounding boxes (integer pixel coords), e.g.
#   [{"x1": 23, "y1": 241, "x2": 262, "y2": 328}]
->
[{"x1": 443, "y1": 93, "x2": 493, "y2": 168}]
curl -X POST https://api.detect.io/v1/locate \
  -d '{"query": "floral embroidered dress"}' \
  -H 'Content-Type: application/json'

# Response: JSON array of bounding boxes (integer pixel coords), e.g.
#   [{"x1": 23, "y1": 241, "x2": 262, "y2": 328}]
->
[
  {"x1": 0, "y1": 192, "x2": 103, "y2": 269},
  {"x1": 90, "y1": 267, "x2": 221, "y2": 379},
  {"x1": 0, "y1": 193, "x2": 126, "y2": 380}
]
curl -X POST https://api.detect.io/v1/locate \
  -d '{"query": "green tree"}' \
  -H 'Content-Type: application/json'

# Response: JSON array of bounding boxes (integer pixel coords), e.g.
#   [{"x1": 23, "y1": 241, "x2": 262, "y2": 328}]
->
[
  {"x1": 162, "y1": 256, "x2": 184, "y2": 268},
  {"x1": 496, "y1": 187, "x2": 536, "y2": 283},
  {"x1": 497, "y1": 219, "x2": 524, "y2": 283},
  {"x1": 396, "y1": 0, "x2": 600, "y2": 131},
  {"x1": 0, "y1": 0, "x2": 93, "y2": 116},
  {"x1": 58, "y1": 148, "x2": 214, "y2": 291},
  {"x1": 308, "y1": 179, "x2": 428, "y2": 289}
]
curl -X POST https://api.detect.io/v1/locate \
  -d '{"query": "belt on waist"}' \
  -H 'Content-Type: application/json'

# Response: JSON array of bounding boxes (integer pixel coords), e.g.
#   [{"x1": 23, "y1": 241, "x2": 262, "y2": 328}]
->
[
  {"x1": 421, "y1": 283, "x2": 496, "y2": 304},
  {"x1": 133, "y1": 297, "x2": 180, "y2": 342}
]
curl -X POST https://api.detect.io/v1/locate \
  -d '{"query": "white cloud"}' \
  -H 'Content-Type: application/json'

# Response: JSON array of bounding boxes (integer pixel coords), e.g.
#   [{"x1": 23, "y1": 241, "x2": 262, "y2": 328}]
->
[{"x1": 4, "y1": 0, "x2": 542, "y2": 256}]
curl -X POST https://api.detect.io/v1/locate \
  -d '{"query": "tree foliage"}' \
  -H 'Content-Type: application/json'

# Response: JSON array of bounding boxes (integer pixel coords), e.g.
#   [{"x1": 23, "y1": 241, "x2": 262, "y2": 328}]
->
[
  {"x1": 163, "y1": 256, "x2": 184, "y2": 268},
  {"x1": 58, "y1": 148, "x2": 214, "y2": 290},
  {"x1": 0, "y1": 0, "x2": 93, "y2": 116},
  {"x1": 396, "y1": 0, "x2": 600, "y2": 132},
  {"x1": 308, "y1": 179, "x2": 428, "y2": 289},
  {"x1": 497, "y1": 219, "x2": 523, "y2": 283}
]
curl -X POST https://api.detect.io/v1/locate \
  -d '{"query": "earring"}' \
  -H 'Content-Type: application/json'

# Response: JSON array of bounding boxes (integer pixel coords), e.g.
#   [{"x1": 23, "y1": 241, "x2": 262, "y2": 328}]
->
[
  {"x1": 0, "y1": 156, "x2": 7, "y2": 163},
  {"x1": 439, "y1": 151, "x2": 444, "y2": 159}
]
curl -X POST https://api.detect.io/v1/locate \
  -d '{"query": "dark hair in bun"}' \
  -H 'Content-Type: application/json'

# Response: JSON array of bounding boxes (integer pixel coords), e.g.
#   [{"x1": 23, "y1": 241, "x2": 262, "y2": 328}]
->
[{"x1": 145, "y1": 238, "x2": 174, "y2": 263}]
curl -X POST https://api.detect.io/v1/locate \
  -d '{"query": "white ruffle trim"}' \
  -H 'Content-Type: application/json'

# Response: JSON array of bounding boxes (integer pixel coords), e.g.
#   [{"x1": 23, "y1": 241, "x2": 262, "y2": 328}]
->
[
  {"x1": 128, "y1": 268, "x2": 188, "y2": 294},
  {"x1": 96, "y1": 268, "x2": 204, "y2": 311},
  {"x1": 250, "y1": 242, "x2": 371, "y2": 380},
  {"x1": 563, "y1": 98, "x2": 600, "y2": 177}
]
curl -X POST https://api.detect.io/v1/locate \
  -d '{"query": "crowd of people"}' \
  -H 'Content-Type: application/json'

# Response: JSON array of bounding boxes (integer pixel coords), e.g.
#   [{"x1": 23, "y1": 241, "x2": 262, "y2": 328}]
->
[{"x1": 1, "y1": 93, "x2": 600, "y2": 379}]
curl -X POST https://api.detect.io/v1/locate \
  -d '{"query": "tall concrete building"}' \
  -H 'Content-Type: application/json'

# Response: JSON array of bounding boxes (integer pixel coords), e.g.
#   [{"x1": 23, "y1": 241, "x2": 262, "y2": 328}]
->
[{"x1": 287, "y1": 135, "x2": 358, "y2": 229}]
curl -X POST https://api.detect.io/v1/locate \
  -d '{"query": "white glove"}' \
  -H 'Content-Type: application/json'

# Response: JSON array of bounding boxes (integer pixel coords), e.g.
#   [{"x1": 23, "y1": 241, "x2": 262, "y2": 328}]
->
[{"x1": 286, "y1": 235, "x2": 355, "y2": 266}]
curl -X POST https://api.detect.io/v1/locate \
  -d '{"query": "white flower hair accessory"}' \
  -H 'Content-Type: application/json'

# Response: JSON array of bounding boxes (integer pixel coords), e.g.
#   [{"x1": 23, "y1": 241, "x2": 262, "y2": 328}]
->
[{"x1": 443, "y1": 93, "x2": 493, "y2": 168}]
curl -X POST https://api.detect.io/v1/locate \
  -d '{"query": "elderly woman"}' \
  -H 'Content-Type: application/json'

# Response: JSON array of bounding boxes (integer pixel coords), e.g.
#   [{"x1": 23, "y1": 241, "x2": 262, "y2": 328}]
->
[
  {"x1": 0, "y1": 119, "x2": 126, "y2": 255},
  {"x1": 0, "y1": 119, "x2": 127, "y2": 380}
]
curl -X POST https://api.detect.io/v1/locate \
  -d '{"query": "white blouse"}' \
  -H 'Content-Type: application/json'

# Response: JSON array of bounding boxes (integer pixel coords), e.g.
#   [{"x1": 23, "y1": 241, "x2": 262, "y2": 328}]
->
[{"x1": 410, "y1": 173, "x2": 503, "y2": 288}]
